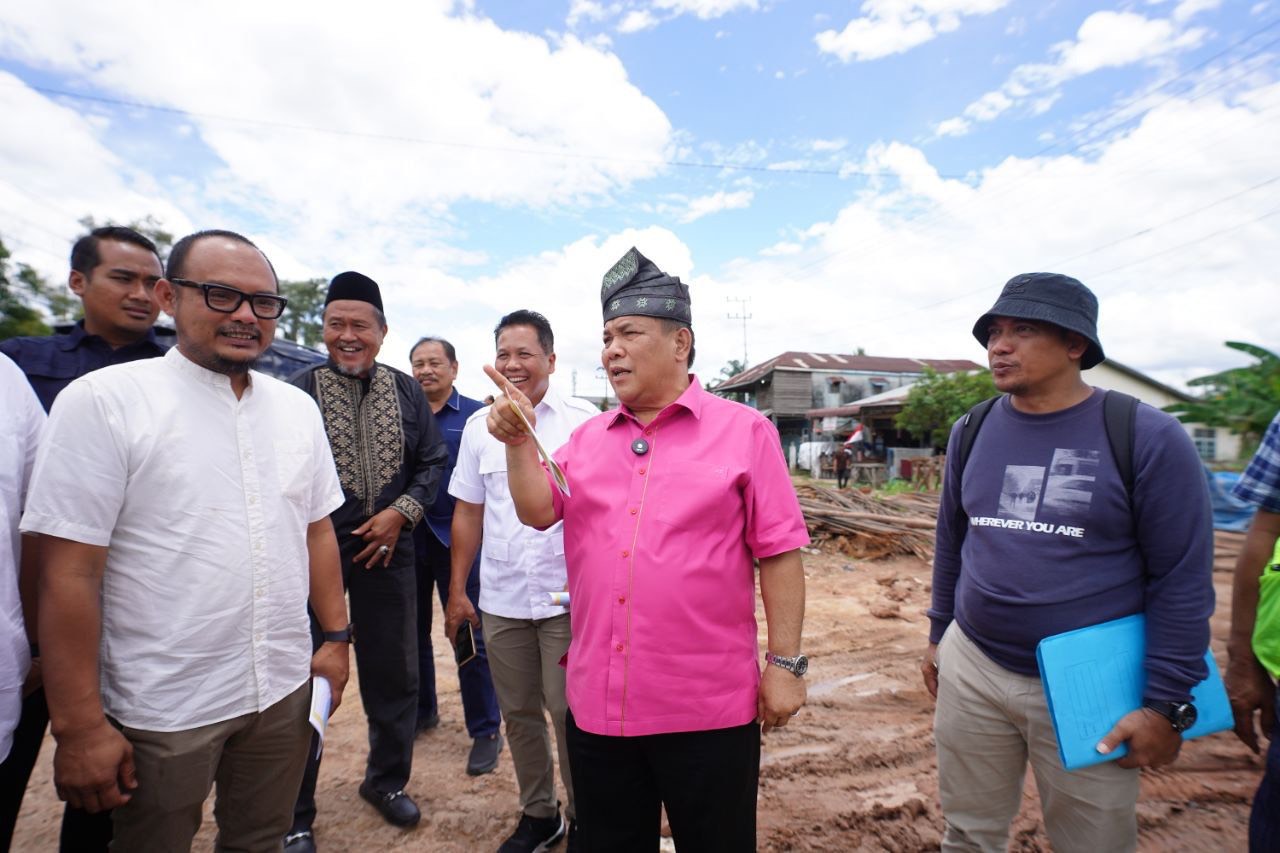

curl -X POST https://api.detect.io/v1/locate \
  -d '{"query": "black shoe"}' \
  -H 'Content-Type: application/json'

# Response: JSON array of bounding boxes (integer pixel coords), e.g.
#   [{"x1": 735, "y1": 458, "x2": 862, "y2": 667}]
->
[
  {"x1": 466, "y1": 733, "x2": 503, "y2": 776},
  {"x1": 565, "y1": 820, "x2": 578, "y2": 853},
  {"x1": 358, "y1": 782, "x2": 421, "y2": 827},
  {"x1": 283, "y1": 829, "x2": 316, "y2": 853},
  {"x1": 415, "y1": 712, "x2": 440, "y2": 734},
  {"x1": 497, "y1": 809, "x2": 566, "y2": 852}
]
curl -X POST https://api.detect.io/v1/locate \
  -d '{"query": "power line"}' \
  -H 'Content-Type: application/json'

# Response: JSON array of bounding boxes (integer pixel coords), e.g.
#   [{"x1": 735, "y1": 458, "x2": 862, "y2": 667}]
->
[{"x1": 28, "y1": 84, "x2": 970, "y2": 180}]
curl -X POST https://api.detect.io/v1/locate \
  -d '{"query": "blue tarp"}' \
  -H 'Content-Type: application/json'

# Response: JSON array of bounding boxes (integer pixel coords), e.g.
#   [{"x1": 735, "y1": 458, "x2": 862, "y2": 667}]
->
[{"x1": 1208, "y1": 469, "x2": 1256, "y2": 532}]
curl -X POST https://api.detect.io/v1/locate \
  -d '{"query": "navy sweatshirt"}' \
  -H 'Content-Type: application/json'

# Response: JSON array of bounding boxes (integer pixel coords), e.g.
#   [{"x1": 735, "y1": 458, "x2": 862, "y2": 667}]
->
[{"x1": 928, "y1": 388, "x2": 1214, "y2": 702}]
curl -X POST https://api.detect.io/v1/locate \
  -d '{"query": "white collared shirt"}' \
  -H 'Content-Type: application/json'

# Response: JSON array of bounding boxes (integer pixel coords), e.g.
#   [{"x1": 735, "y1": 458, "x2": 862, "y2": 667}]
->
[
  {"x1": 449, "y1": 383, "x2": 597, "y2": 619},
  {"x1": 21, "y1": 347, "x2": 343, "y2": 732},
  {"x1": 0, "y1": 354, "x2": 41, "y2": 760}
]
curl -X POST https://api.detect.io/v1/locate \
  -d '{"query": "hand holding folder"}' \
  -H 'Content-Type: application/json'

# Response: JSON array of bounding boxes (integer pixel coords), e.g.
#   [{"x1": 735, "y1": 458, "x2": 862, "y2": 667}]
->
[{"x1": 1036, "y1": 614, "x2": 1232, "y2": 771}]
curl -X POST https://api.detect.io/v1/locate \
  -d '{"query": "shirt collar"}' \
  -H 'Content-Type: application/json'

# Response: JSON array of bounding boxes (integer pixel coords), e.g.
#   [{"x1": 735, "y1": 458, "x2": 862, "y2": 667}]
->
[
  {"x1": 165, "y1": 345, "x2": 252, "y2": 393},
  {"x1": 55, "y1": 320, "x2": 164, "y2": 353},
  {"x1": 606, "y1": 374, "x2": 703, "y2": 428},
  {"x1": 442, "y1": 386, "x2": 461, "y2": 412}
]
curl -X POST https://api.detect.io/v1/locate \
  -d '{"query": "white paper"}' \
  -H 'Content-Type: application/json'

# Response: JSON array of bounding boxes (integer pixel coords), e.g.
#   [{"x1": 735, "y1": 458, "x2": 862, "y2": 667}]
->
[{"x1": 309, "y1": 676, "x2": 332, "y2": 758}]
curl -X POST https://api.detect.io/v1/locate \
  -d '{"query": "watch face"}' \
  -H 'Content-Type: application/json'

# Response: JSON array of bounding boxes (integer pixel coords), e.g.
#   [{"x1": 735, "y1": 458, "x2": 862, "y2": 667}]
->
[
  {"x1": 1171, "y1": 702, "x2": 1197, "y2": 732},
  {"x1": 794, "y1": 655, "x2": 809, "y2": 677}
]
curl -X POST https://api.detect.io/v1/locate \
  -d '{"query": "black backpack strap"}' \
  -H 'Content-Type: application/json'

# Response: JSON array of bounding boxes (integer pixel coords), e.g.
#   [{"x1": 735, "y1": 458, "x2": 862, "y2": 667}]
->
[
  {"x1": 951, "y1": 395, "x2": 1001, "y2": 541},
  {"x1": 1102, "y1": 390, "x2": 1139, "y2": 502},
  {"x1": 957, "y1": 395, "x2": 1000, "y2": 476}
]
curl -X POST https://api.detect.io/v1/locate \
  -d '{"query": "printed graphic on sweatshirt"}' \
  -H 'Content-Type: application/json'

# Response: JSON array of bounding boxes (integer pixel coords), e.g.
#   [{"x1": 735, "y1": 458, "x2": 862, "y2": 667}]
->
[
  {"x1": 1039, "y1": 448, "x2": 1100, "y2": 523},
  {"x1": 997, "y1": 465, "x2": 1044, "y2": 522},
  {"x1": 974, "y1": 448, "x2": 1098, "y2": 539}
]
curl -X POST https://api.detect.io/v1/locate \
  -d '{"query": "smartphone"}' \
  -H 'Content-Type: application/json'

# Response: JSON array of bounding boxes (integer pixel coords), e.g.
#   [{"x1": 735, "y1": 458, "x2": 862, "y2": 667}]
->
[{"x1": 455, "y1": 621, "x2": 477, "y2": 667}]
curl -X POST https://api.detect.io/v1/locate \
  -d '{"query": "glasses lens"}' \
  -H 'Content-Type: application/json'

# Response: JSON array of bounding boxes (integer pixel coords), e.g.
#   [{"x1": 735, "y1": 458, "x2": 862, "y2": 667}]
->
[
  {"x1": 205, "y1": 285, "x2": 243, "y2": 312},
  {"x1": 250, "y1": 295, "x2": 286, "y2": 319}
]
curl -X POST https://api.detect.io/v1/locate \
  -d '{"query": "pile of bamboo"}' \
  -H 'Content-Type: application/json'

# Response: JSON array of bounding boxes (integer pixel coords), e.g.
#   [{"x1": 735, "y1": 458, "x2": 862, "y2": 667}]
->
[{"x1": 796, "y1": 483, "x2": 941, "y2": 561}]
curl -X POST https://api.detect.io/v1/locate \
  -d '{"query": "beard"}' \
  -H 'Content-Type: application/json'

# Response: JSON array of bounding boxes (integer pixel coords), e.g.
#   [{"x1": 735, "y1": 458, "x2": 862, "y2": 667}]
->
[{"x1": 334, "y1": 360, "x2": 372, "y2": 378}]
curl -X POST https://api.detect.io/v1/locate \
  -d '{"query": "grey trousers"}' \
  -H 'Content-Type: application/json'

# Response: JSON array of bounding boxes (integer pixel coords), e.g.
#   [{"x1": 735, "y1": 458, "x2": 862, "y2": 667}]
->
[
  {"x1": 482, "y1": 611, "x2": 574, "y2": 821},
  {"x1": 110, "y1": 681, "x2": 311, "y2": 853},
  {"x1": 934, "y1": 622, "x2": 1139, "y2": 853}
]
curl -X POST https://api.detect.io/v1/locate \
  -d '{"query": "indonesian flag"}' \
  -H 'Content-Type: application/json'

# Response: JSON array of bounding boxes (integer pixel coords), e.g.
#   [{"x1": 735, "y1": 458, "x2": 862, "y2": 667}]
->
[{"x1": 844, "y1": 425, "x2": 864, "y2": 446}]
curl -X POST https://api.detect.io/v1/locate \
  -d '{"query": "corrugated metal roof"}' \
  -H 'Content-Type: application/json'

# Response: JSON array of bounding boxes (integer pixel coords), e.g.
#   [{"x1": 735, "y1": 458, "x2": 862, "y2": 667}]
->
[{"x1": 716, "y1": 351, "x2": 982, "y2": 392}]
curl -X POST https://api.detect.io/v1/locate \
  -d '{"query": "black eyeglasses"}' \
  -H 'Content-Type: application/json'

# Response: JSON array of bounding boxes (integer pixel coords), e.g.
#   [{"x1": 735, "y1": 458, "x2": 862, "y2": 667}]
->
[{"x1": 170, "y1": 278, "x2": 288, "y2": 320}]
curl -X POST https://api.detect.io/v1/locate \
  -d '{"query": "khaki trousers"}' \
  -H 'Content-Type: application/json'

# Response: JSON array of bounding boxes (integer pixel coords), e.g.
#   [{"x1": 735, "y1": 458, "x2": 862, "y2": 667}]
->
[
  {"x1": 110, "y1": 681, "x2": 311, "y2": 853},
  {"x1": 482, "y1": 611, "x2": 574, "y2": 821},
  {"x1": 934, "y1": 623, "x2": 1138, "y2": 853}
]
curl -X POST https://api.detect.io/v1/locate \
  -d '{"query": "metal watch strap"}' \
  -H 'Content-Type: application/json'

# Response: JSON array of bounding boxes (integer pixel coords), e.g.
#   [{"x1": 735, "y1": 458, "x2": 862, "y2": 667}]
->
[{"x1": 765, "y1": 651, "x2": 808, "y2": 677}]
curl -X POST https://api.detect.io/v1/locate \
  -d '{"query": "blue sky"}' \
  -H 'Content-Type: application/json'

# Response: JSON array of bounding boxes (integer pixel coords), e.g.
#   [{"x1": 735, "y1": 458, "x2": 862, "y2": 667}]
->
[{"x1": 0, "y1": 0, "x2": 1275, "y2": 397}]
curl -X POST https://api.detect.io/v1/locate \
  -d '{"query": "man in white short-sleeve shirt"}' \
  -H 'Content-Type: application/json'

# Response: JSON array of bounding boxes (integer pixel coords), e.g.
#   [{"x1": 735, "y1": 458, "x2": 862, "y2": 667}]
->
[
  {"x1": 20, "y1": 230, "x2": 351, "y2": 852},
  {"x1": 444, "y1": 310, "x2": 596, "y2": 852},
  {"x1": 0, "y1": 354, "x2": 42, "y2": 764}
]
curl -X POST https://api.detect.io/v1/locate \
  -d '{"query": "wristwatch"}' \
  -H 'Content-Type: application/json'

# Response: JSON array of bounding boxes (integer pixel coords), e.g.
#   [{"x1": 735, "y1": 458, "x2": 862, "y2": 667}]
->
[
  {"x1": 765, "y1": 651, "x2": 808, "y2": 678},
  {"x1": 322, "y1": 623, "x2": 354, "y2": 644},
  {"x1": 1143, "y1": 699, "x2": 1197, "y2": 732}
]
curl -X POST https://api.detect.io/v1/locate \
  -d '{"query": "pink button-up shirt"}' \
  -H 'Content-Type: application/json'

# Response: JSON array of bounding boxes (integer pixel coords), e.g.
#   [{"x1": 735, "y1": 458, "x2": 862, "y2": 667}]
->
[{"x1": 550, "y1": 379, "x2": 809, "y2": 736}]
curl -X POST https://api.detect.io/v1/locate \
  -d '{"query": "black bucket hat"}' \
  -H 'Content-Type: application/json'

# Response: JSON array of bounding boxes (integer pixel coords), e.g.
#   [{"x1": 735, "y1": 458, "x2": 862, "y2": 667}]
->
[{"x1": 972, "y1": 272, "x2": 1105, "y2": 369}]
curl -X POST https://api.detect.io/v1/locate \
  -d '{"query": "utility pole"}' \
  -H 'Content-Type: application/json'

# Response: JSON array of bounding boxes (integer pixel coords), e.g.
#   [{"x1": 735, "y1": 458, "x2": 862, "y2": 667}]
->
[{"x1": 726, "y1": 296, "x2": 752, "y2": 366}]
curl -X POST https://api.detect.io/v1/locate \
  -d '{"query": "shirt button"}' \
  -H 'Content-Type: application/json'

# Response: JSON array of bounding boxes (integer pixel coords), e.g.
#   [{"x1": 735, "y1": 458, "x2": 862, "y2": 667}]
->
[
  {"x1": 615, "y1": 643, "x2": 624, "y2": 652},
  {"x1": 618, "y1": 597, "x2": 626, "y2": 605},
  {"x1": 644, "y1": 428, "x2": 653, "y2": 436},
  {"x1": 629, "y1": 508, "x2": 637, "y2": 515},
  {"x1": 638, "y1": 467, "x2": 646, "y2": 475},
  {"x1": 621, "y1": 550, "x2": 629, "y2": 557}
]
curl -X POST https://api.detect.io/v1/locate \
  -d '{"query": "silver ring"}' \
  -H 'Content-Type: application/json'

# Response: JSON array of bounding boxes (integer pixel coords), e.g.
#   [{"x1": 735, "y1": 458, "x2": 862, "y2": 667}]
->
[{"x1": 378, "y1": 545, "x2": 390, "y2": 555}]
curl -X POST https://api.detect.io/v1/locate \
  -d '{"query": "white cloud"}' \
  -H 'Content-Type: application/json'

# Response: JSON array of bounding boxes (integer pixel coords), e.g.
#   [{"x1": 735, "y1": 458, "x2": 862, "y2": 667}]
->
[
  {"x1": 815, "y1": 0, "x2": 1011, "y2": 63},
  {"x1": 934, "y1": 116, "x2": 971, "y2": 137},
  {"x1": 567, "y1": 0, "x2": 612, "y2": 28},
  {"x1": 618, "y1": 9, "x2": 660, "y2": 32},
  {"x1": 678, "y1": 189, "x2": 754, "y2": 222},
  {"x1": 698, "y1": 82, "x2": 1280, "y2": 391},
  {"x1": 653, "y1": 0, "x2": 759, "y2": 19},
  {"x1": 809, "y1": 138, "x2": 848, "y2": 152},
  {"x1": 0, "y1": 2, "x2": 673, "y2": 276},
  {"x1": 0, "y1": 72, "x2": 193, "y2": 268},
  {"x1": 1173, "y1": 0, "x2": 1222, "y2": 23},
  {"x1": 936, "y1": 10, "x2": 1208, "y2": 135}
]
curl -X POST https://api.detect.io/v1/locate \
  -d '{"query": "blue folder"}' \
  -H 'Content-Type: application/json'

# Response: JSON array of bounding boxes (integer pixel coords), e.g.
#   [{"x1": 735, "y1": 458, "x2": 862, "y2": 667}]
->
[{"x1": 1035, "y1": 614, "x2": 1233, "y2": 771}]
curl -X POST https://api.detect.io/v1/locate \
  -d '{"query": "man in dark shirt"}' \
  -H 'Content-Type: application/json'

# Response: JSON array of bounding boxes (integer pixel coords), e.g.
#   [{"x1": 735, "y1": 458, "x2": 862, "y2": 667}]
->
[
  {"x1": 0, "y1": 226, "x2": 166, "y2": 411},
  {"x1": 0, "y1": 225, "x2": 164, "y2": 853},
  {"x1": 286, "y1": 272, "x2": 448, "y2": 850},
  {"x1": 408, "y1": 337, "x2": 503, "y2": 775},
  {"x1": 922, "y1": 273, "x2": 1213, "y2": 852}
]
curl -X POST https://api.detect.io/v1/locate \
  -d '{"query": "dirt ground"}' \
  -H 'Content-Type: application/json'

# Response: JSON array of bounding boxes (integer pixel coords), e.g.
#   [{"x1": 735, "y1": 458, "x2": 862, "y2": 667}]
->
[{"x1": 13, "y1": 531, "x2": 1261, "y2": 851}]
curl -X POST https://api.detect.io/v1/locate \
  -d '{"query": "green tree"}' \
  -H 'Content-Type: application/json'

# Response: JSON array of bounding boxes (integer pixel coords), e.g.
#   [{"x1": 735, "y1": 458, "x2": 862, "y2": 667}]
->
[
  {"x1": 1164, "y1": 342, "x2": 1280, "y2": 451},
  {"x1": 896, "y1": 367, "x2": 997, "y2": 446},
  {"x1": 0, "y1": 236, "x2": 53, "y2": 339},
  {"x1": 278, "y1": 278, "x2": 327, "y2": 347},
  {"x1": 706, "y1": 358, "x2": 747, "y2": 395},
  {"x1": 78, "y1": 214, "x2": 174, "y2": 260}
]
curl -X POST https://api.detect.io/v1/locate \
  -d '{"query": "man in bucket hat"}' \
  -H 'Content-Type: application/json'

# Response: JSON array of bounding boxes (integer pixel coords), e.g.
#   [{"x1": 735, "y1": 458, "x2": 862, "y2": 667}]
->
[{"x1": 922, "y1": 272, "x2": 1214, "y2": 851}]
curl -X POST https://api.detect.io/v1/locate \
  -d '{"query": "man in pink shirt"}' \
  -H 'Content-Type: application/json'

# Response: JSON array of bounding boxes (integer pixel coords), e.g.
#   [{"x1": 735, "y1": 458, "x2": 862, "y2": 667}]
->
[{"x1": 485, "y1": 247, "x2": 809, "y2": 851}]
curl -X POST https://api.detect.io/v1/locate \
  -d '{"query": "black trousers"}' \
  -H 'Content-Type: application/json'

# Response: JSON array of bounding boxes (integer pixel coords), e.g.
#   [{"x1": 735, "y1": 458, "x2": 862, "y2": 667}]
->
[
  {"x1": 564, "y1": 709, "x2": 760, "y2": 853},
  {"x1": 293, "y1": 527, "x2": 418, "y2": 830},
  {"x1": 0, "y1": 689, "x2": 112, "y2": 852}
]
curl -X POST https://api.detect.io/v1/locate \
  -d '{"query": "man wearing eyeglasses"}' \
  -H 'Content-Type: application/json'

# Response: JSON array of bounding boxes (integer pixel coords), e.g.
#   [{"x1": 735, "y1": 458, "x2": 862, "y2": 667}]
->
[
  {"x1": 0, "y1": 225, "x2": 165, "y2": 852},
  {"x1": 285, "y1": 272, "x2": 448, "y2": 848},
  {"x1": 20, "y1": 229, "x2": 352, "y2": 851}
]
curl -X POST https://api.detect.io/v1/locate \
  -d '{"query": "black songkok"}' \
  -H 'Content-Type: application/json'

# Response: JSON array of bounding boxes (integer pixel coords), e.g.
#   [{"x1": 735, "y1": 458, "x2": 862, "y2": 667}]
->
[
  {"x1": 325, "y1": 270, "x2": 384, "y2": 313},
  {"x1": 600, "y1": 247, "x2": 691, "y2": 324}
]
